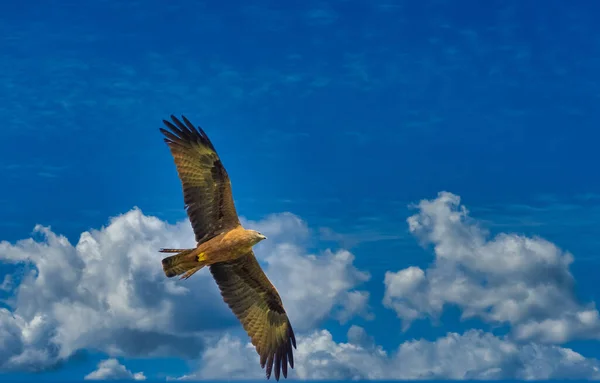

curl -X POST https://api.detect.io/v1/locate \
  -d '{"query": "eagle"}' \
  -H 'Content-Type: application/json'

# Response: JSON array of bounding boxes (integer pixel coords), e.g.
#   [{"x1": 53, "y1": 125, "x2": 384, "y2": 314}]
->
[{"x1": 158, "y1": 115, "x2": 296, "y2": 381}]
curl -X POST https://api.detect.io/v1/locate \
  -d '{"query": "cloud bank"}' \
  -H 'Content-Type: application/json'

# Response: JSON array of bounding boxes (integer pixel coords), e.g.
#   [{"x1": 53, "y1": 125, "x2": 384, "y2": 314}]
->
[
  {"x1": 192, "y1": 327, "x2": 599, "y2": 380},
  {"x1": 1, "y1": 191, "x2": 599, "y2": 379},
  {"x1": 0, "y1": 209, "x2": 369, "y2": 372},
  {"x1": 384, "y1": 192, "x2": 600, "y2": 343}
]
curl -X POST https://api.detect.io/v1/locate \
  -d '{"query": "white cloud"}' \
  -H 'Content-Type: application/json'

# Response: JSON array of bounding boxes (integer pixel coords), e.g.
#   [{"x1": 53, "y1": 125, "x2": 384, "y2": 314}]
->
[
  {"x1": 0, "y1": 209, "x2": 369, "y2": 371},
  {"x1": 187, "y1": 328, "x2": 600, "y2": 380},
  {"x1": 384, "y1": 191, "x2": 600, "y2": 343},
  {"x1": 0, "y1": 210, "x2": 224, "y2": 371},
  {"x1": 84, "y1": 358, "x2": 146, "y2": 380}
]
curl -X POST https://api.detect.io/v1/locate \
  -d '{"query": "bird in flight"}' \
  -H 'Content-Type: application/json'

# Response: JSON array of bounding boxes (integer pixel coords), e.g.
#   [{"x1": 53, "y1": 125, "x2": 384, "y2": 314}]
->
[{"x1": 158, "y1": 115, "x2": 296, "y2": 381}]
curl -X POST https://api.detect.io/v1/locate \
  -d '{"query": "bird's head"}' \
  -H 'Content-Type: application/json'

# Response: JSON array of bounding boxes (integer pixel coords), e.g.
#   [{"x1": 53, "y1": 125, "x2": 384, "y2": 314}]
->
[{"x1": 248, "y1": 229, "x2": 267, "y2": 244}]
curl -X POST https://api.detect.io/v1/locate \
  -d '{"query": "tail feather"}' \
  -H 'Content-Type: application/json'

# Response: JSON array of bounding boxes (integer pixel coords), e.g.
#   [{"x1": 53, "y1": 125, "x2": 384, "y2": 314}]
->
[
  {"x1": 159, "y1": 248, "x2": 188, "y2": 253},
  {"x1": 160, "y1": 248, "x2": 206, "y2": 279}
]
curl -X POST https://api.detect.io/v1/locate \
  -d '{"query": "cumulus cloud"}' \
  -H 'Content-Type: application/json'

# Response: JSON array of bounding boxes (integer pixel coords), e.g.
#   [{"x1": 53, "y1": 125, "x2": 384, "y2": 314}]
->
[
  {"x1": 0, "y1": 211, "x2": 224, "y2": 371},
  {"x1": 84, "y1": 358, "x2": 146, "y2": 380},
  {"x1": 0, "y1": 209, "x2": 369, "y2": 371},
  {"x1": 384, "y1": 191, "x2": 600, "y2": 343},
  {"x1": 187, "y1": 328, "x2": 600, "y2": 380}
]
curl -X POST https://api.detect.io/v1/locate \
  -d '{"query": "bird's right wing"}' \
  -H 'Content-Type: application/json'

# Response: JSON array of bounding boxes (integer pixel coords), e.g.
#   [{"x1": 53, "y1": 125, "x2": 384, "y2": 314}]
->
[
  {"x1": 160, "y1": 115, "x2": 240, "y2": 244},
  {"x1": 209, "y1": 252, "x2": 296, "y2": 381}
]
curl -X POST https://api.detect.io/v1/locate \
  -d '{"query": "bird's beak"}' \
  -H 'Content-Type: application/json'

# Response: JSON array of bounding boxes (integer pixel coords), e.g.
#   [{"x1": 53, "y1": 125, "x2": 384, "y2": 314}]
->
[{"x1": 261, "y1": 234, "x2": 267, "y2": 240}]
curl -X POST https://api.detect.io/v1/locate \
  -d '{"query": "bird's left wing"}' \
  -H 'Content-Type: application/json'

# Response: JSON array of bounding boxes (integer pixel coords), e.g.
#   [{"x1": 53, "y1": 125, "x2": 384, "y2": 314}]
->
[
  {"x1": 160, "y1": 115, "x2": 240, "y2": 244},
  {"x1": 209, "y1": 252, "x2": 296, "y2": 381}
]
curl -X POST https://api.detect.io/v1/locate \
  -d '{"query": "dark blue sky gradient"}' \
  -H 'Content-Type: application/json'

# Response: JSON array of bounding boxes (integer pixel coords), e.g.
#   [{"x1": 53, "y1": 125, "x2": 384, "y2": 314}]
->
[{"x1": 2, "y1": 0, "x2": 600, "y2": 380}]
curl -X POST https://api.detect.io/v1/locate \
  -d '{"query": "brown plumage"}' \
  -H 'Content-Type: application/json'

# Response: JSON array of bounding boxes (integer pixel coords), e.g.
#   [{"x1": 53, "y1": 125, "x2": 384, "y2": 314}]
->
[{"x1": 158, "y1": 115, "x2": 296, "y2": 380}]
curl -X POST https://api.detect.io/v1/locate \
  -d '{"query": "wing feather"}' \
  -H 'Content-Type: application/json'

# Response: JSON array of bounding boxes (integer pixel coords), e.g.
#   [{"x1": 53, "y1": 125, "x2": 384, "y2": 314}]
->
[
  {"x1": 210, "y1": 252, "x2": 296, "y2": 381},
  {"x1": 160, "y1": 115, "x2": 240, "y2": 243}
]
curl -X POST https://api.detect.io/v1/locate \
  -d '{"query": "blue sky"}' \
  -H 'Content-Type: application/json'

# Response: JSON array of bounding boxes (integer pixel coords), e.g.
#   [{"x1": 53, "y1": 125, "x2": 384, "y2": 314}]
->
[{"x1": 2, "y1": 0, "x2": 600, "y2": 381}]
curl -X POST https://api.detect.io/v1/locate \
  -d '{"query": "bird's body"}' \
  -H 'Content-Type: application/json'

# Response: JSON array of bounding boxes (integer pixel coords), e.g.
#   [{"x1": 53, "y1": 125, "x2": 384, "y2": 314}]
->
[
  {"x1": 158, "y1": 115, "x2": 296, "y2": 381},
  {"x1": 160, "y1": 226, "x2": 265, "y2": 280}
]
